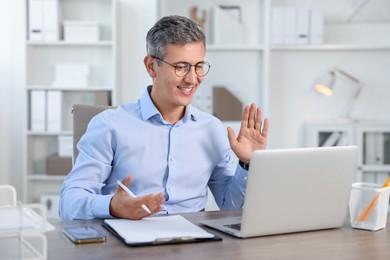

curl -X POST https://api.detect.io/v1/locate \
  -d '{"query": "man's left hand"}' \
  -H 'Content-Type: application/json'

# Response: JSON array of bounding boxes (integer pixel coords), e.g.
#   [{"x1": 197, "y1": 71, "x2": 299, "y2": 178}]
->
[{"x1": 227, "y1": 103, "x2": 270, "y2": 163}]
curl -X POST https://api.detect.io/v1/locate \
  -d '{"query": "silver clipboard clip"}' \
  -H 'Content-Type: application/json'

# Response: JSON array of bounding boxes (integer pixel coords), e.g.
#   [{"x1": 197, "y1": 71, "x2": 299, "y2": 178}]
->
[{"x1": 154, "y1": 236, "x2": 195, "y2": 244}]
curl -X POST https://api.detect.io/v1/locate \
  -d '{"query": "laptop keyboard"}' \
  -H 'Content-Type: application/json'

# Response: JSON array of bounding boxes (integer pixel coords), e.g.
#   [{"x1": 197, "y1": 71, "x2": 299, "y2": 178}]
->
[{"x1": 224, "y1": 223, "x2": 241, "y2": 231}]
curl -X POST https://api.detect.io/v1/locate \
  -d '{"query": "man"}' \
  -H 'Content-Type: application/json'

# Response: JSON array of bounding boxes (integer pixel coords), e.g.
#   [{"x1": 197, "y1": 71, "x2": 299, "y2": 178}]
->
[{"x1": 59, "y1": 15, "x2": 269, "y2": 221}]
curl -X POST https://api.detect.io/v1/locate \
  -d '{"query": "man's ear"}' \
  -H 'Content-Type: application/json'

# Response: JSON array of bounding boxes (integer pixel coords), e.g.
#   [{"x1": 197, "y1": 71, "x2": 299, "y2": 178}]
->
[{"x1": 144, "y1": 55, "x2": 156, "y2": 78}]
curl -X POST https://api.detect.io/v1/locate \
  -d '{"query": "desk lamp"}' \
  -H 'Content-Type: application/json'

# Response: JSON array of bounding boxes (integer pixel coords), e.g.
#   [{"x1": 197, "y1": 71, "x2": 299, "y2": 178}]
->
[{"x1": 315, "y1": 68, "x2": 364, "y2": 119}]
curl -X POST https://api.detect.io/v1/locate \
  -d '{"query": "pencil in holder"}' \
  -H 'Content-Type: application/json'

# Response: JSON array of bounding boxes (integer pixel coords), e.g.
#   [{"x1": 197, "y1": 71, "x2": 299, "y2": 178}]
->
[{"x1": 349, "y1": 182, "x2": 390, "y2": 231}]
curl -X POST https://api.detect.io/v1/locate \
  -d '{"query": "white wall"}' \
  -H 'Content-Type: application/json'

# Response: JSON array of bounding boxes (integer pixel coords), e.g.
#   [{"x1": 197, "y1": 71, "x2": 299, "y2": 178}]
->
[
  {"x1": 268, "y1": 50, "x2": 390, "y2": 149},
  {"x1": 116, "y1": 0, "x2": 158, "y2": 104},
  {"x1": 0, "y1": 0, "x2": 11, "y2": 185},
  {"x1": 0, "y1": 0, "x2": 25, "y2": 195}
]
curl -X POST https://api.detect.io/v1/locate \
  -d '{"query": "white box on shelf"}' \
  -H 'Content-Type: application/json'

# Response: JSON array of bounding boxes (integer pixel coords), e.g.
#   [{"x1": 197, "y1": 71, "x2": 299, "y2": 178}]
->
[
  {"x1": 58, "y1": 135, "x2": 73, "y2": 157},
  {"x1": 47, "y1": 91, "x2": 62, "y2": 132},
  {"x1": 309, "y1": 8, "x2": 324, "y2": 44},
  {"x1": 53, "y1": 63, "x2": 90, "y2": 88},
  {"x1": 63, "y1": 21, "x2": 100, "y2": 42},
  {"x1": 40, "y1": 194, "x2": 60, "y2": 219},
  {"x1": 30, "y1": 90, "x2": 46, "y2": 131},
  {"x1": 211, "y1": 5, "x2": 243, "y2": 45}
]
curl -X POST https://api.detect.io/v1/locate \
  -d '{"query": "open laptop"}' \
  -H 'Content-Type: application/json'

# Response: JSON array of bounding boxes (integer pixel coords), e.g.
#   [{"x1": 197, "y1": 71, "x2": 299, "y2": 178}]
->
[{"x1": 200, "y1": 146, "x2": 358, "y2": 238}]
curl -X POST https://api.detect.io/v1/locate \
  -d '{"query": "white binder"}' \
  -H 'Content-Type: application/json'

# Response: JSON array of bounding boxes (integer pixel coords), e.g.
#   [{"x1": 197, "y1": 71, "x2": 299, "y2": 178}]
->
[
  {"x1": 295, "y1": 7, "x2": 310, "y2": 44},
  {"x1": 28, "y1": 0, "x2": 44, "y2": 41},
  {"x1": 309, "y1": 8, "x2": 324, "y2": 44},
  {"x1": 30, "y1": 90, "x2": 46, "y2": 131},
  {"x1": 42, "y1": 0, "x2": 59, "y2": 41},
  {"x1": 46, "y1": 90, "x2": 62, "y2": 132},
  {"x1": 28, "y1": 0, "x2": 59, "y2": 41}
]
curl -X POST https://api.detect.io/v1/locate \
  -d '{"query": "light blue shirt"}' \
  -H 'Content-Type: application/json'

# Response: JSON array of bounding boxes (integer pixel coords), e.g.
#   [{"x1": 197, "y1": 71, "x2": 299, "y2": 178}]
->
[{"x1": 59, "y1": 86, "x2": 248, "y2": 221}]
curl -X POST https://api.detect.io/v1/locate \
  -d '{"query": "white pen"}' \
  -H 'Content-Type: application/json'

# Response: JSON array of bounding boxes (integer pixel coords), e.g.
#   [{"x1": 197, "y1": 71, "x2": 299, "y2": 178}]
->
[{"x1": 116, "y1": 180, "x2": 152, "y2": 214}]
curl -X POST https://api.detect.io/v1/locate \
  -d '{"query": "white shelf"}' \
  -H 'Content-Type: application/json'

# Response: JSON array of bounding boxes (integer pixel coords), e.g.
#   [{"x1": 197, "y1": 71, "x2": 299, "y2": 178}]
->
[
  {"x1": 208, "y1": 45, "x2": 265, "y2": 51},
  {"x1": 272, "y1": 44, "x2": 390, "y2": 51},
  {"x1": 27, "y1": 41, "x2": 113, "y2": 47},
  {"x1": 27, "y1": 131, "x2": 72, "y2": 136},
  {"x1": 27, "y1": 85, "x2": 113, "y2": 91},
  {"x1": 360, "y1": 165, "x2": 390, "y2": 172},
  {"x1": 27, "y1": 175, "x2": 66, "y2": 181}
]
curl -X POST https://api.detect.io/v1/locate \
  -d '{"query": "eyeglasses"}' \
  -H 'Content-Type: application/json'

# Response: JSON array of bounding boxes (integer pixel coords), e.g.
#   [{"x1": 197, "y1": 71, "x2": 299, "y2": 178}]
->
[{"x1": 152, "y1": 56, "x2": 211, "y2": 77}]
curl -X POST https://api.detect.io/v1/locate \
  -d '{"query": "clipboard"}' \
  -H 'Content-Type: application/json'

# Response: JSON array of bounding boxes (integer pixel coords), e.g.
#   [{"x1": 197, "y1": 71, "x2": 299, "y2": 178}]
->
[{"x1": 102, "y1": 215, "x2": 222, "y2": 247}]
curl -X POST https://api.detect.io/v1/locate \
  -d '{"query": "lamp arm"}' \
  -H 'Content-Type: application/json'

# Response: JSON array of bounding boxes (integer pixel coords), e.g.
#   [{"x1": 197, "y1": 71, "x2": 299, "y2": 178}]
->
[
  {"x1": 335, "y1": 68, "x2": 361, "y2": 85},
  {"x1": 340, "y1": 82, "x2": 364, "y2": 119},
  {"x1": 347, "y1": 0, "x2": 371, "y2": 22},
  {"x1": 353, "y1": 83, "x2": 364, "y2": 99}
]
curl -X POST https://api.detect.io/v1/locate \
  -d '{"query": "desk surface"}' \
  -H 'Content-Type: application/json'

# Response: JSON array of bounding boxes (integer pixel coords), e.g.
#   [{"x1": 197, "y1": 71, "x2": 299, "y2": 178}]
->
[{"x1": 47, "y1": 210, "x2": 390, "y2": 260}]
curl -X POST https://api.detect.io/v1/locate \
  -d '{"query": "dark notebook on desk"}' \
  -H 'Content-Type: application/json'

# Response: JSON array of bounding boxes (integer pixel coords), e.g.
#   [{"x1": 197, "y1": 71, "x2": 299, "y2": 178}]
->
[
  {"x1": 103, "y1": 215, "x2": 221, "y2": 247},
  {"x1": 200, "y1": 146, "x2": 357, "y2": 238}
]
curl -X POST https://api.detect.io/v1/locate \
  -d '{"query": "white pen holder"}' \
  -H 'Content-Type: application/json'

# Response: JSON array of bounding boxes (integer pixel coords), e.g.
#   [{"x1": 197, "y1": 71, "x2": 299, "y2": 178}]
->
[{"x1": 349, "y1": 182, "x2": 390, "y2": 231}]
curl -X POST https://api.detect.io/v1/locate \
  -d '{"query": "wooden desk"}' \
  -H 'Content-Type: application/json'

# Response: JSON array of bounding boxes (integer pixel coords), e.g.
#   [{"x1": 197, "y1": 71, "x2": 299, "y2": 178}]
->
[{"x1": 47, "y1": 210, "x2": 390, "y2": 259}]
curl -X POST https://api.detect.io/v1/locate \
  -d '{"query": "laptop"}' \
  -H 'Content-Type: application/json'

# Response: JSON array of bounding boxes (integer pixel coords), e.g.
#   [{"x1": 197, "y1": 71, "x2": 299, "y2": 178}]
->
[{"x1": 200, "y1": 146, "x2": 358, "y2": 238}]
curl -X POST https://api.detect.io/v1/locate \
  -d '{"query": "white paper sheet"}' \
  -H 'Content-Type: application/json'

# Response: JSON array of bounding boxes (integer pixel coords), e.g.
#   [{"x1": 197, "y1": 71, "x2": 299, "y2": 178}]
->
[{"x1": 104, "y1": 215, "x2": 215, "y2": 244}]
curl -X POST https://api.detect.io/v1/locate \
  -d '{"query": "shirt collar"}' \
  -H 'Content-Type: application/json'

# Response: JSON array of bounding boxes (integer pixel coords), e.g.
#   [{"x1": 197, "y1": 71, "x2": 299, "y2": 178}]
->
[
  {"x1": 139, "y1": 86, "x2": 160, "y2": 121},
  {"x1": 139, "y1": 85, "x2": 198, "y2": 123}
]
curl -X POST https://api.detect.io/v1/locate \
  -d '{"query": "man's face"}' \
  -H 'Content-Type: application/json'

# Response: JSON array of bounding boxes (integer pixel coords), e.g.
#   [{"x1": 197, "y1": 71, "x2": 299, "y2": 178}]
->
[{"x1": 151, "y1": 41, "x2": 205, "y2": 111}]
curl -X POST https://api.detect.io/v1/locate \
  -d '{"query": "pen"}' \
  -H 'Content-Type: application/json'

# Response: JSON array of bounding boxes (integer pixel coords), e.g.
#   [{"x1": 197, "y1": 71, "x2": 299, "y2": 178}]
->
[{"x1": 116, "y1": 180, "x2": 152, "y2": 214}]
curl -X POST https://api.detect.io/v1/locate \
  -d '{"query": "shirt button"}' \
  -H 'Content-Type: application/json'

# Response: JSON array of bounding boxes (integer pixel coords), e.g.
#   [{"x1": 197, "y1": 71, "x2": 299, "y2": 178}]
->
[
  {"x1": 168, "y1": 187, "x2": 172, "y2": 192},
  {"x1": 170, "y1": 157, "x2": 174, "y2": 161}
]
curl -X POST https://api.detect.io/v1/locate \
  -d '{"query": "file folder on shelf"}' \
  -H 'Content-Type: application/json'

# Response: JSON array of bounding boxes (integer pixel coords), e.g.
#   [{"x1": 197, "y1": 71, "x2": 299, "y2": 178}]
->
[
  {"x1": 30, "y1": 90, "x2": 46, "y2": 131},
  {"x1": 47, "y1": 90, "x2": 62, "y2": 132}
]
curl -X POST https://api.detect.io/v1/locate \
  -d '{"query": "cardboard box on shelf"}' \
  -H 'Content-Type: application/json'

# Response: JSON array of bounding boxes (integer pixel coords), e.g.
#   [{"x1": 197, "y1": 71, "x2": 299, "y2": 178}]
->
[
  {"x1": 46, "y1": 155, "x2": 72, "y2": 175},
  {"x1": 213, "y1": 86, "x2": 243, "y2": 121}
]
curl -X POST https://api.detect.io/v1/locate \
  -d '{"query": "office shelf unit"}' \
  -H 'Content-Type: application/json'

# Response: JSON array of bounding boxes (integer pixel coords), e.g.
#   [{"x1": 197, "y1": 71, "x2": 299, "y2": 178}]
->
[
  {"x1": 24, "y1": 0, "x2": 117, "y2": 205},
  {"x1": 305, "y1": 120, "x2": 390, "y2": 184}
]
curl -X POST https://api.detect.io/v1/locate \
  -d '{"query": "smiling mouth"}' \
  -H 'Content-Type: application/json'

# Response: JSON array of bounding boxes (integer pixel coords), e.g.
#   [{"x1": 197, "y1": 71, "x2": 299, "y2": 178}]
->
[{"x1": 177, "y1": 86, "x2": 193, "y2": 94}]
